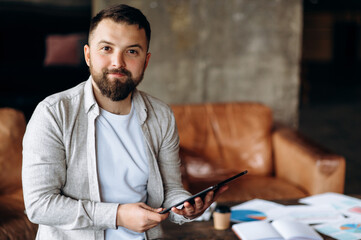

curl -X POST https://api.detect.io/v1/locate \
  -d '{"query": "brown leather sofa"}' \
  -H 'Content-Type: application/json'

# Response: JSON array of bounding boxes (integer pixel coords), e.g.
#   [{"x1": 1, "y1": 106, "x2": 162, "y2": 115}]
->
[
  {"x1": 0, "y1": 108, "x2": 37, "y2": 239},
  {"x1": 171, "y1": 102, "x2": 346, "y2": 202},
  {"x1": 0, "y1": 104, "x2": 346, "y2": 238}
]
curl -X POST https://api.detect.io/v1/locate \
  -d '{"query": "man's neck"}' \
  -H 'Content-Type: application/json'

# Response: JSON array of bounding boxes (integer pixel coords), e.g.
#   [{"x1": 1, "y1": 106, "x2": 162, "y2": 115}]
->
[{"x1": 91, "y1": 81, "x2": 132, "y2": 115}]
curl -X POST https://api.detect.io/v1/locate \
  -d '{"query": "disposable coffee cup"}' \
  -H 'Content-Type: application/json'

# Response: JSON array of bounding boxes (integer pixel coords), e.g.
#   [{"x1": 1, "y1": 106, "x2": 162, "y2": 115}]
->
[{"x1": 213, "y1": 205, "x2": 231, "y2": 230}]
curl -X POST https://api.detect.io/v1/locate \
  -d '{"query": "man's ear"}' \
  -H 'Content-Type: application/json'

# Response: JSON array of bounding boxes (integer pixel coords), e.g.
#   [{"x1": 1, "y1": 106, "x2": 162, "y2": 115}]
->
[
  {"x1": 144, "y1": 52, "x2": 151, "y2": 70},
  {"x1": 84, "y1": 44, "x2": 90, "y2": 66}
]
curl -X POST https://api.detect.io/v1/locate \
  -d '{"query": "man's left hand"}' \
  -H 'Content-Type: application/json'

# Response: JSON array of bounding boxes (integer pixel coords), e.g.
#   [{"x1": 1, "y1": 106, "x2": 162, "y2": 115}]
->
[{"x1": 171, "y1": 185, "x2": 228, "y2": 219}]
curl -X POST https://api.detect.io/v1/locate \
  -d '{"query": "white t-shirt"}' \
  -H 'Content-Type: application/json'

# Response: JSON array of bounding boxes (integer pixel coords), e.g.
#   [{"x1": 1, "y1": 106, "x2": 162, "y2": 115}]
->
[{"x1": 96, "y1": 104, "x2": 149, "y2": 240}]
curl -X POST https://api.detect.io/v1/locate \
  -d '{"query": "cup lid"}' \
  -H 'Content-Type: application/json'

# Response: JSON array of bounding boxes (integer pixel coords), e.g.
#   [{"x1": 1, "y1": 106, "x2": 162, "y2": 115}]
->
[{"x1": 214, "y1": 205, "x2": 231, "y2": 213}]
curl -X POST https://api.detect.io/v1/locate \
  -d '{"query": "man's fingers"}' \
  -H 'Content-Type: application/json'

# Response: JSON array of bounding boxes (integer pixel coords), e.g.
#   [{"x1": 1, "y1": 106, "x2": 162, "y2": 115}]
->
[
  {"x1": 171, "y1": 206, "x2": 183, "y2": 215},
  {"x1": 183, "y1": 201, "x2": 196, "y2": 214},
  {"x1": 170, "y1": 186, "x2": 229, "y2": 220},
  {"x1": 147, "y1": 208, "x2": 169, "y2": 222},
  {"x1": 139, "y1": 202, "x2": 158, "y2": 212},
  {"x1": 194, "y1": 197, "x2": 204, "y2": 210},
  {"x1": 137, "y1": 203, "x2": 170, "y2": 222},
  {"x1": 204, "y1": 191, "x2": 214, "y2": 205},
  {"x1": 155, "y1": 208, "x2": 166, "y2": 213},
  {"x1": 117, "y1": 202, "x2": 169, "y2": 233}
]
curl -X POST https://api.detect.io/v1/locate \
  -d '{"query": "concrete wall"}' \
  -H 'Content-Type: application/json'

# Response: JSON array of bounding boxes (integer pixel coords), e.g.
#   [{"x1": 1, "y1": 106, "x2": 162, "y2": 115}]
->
[
  {"x1": 93, "y1": 0, "x2": 302, "y2": 127},
  {"x1": 1, "y1": 0, "x2": 90, "y2": 7}
]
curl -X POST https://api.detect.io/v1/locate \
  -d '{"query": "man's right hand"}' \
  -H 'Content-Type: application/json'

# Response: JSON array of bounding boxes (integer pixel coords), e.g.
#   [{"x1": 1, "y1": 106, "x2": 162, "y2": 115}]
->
[{"x1": 116, "y1": 202, "x2": 169, "y2": 233}]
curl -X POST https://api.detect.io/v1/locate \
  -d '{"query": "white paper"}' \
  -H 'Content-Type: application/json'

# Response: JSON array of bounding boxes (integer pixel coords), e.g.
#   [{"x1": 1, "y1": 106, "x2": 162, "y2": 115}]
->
[
  {"x1": 232, "y1": 219, "x2": 322, "y2": 240},
  {"x1": 271, "y1": 219, "x2": 323, "y2": 240},
  {"x1": 299, "y1": 192, "x2": 361, "y2": 219},
  {"x1": 232, "y1": 220, "x2": 283, "y2": 240},
  {"x1": 230, "y1": 199, "x2": 285, "y2": 222},
  {"x1": 314, "y1": 218, "x2": 361, "y2": 240},
  {"x1": 231, "y1": 199, "x2": 285, "y2": 211},
  {"x1": 267, "y1": 204, "x2": 346, "y2": 224}
]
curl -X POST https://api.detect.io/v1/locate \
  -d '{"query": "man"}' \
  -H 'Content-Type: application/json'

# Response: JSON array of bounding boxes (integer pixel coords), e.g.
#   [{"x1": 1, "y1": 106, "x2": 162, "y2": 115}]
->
[{"x1": 22, "y1": 4, "x2": 227, "y2": 240}]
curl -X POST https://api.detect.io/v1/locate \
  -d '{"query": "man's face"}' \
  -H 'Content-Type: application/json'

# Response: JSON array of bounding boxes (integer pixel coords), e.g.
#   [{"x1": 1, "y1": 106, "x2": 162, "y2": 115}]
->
[{"x1": 84, "y1": 19, "x2": 151, "y2": 101}]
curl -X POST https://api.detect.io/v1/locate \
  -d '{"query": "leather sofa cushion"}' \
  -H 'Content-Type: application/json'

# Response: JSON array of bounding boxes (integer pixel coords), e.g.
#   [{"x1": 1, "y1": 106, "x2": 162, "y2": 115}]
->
[
  {"x1": 0, "y1": 191, "x2": 37, "y2": 239},
  {"x1": 0, "y1": 108, "x2": 26, "y2": 193},
  {"x1": 0, "y1": 108, "x2": 37, "y2": 238},
  {"x1": 172, "y1": 102, "x2": 273, "y2": 176}
]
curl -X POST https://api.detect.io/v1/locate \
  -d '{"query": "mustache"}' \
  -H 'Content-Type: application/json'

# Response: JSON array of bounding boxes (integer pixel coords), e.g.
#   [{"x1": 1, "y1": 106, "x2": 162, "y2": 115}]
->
[{"x1": 106, "y1": 68, "x2": 132, "y2": 77}]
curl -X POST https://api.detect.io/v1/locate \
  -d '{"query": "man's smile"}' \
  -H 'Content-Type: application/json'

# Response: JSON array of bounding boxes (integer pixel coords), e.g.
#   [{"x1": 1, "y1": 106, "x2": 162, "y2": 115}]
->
[
  {"x1": 106, "y1": 68, "x2": 131, "y2": 79},
  {"x1": 108, "y1": 72, "x2": 126, "y2": 78}
]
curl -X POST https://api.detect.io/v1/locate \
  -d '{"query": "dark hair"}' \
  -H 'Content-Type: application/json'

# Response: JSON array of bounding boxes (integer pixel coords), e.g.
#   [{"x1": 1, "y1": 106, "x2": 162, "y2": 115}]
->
[{"x1": 89, "y1": 4, "x2": 151, "y2": 50}]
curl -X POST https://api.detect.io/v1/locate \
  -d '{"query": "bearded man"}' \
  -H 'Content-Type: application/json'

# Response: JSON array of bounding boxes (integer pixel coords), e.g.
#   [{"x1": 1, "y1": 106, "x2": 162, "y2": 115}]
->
[{"x1": 22, "y1": 4, "x2": 226, "y2": 240}]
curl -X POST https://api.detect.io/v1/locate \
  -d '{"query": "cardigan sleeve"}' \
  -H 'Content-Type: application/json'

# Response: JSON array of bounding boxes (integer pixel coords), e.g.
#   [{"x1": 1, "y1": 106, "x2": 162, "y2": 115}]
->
[
  {"x1": 22, "y1": 102, "x2": 118, "y2": 231},
  {"x1": 156, "y1": 106, "x2": 193, "y2": 224}
]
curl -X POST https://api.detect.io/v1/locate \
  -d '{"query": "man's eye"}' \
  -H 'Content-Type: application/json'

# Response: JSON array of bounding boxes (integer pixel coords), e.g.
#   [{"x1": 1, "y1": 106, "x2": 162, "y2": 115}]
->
[
  {"x1": 128, "y1": 49, "x2": 138, "y2": 55},
  {"x1": 102, "y1": 46, "x2": 111, "y2": 51}
]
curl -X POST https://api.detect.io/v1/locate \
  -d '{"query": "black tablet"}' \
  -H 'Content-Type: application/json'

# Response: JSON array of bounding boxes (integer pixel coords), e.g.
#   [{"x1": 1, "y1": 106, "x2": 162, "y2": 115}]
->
[{"x1": 159, "y1": 170, "x2": 248, "y2": 214}]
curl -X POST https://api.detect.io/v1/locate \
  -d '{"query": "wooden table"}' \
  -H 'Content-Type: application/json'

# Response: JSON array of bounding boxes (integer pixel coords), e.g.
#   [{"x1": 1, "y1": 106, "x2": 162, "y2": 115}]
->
[{"x1": 160, "y1": 197, "x2": 361, "y2": 240}]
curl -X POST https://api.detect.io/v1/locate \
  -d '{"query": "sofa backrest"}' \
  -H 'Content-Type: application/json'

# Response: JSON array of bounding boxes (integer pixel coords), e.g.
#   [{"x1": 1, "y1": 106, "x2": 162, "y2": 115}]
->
[
  {"x1": 0, "y1": 108, "x2": 26, "y2": 193},
  {"x1": 171, "y1": 102, "x2": 273, "y2": 176}
]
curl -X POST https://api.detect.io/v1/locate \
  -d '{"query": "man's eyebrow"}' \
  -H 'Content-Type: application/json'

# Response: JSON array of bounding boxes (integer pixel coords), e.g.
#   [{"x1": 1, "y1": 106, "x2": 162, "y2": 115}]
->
[
  {"x1": 127, "y1": 44, "x2": 144, "y2": 50},
  {"x1": 97, "y1": 40, "x2": 144, "y2": 50},
  {"x1": 97, "y1": 40, "x2": 114, "y2": 46}
]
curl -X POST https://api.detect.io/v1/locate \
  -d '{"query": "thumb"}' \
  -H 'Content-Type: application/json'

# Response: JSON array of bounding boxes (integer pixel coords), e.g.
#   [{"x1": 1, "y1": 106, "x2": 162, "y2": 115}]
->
[
  {"x1": 155, "y1": 208, "x2": 166, "y2": 213},
  {"x1": 139, "y1": 203, "x2": 161, "y2": 213}
]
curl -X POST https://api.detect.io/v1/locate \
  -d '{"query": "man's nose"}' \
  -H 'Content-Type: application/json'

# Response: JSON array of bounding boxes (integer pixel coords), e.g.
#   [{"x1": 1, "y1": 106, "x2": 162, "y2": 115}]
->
[{"x1": 112, "y1": 53, "x2": 126, "y2": 68}]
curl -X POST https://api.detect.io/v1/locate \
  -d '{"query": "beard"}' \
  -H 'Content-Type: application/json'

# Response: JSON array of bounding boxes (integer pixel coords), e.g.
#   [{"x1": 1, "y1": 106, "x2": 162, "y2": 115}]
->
[{"x1": 90, "y1": 65, "x2": 144, "y2": 102}]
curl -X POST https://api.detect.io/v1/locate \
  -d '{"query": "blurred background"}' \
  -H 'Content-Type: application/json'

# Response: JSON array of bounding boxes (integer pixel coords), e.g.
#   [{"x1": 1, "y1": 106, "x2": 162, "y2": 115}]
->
[{"x1": 0, "y1": 0, "x2": 359, "y2": 194}]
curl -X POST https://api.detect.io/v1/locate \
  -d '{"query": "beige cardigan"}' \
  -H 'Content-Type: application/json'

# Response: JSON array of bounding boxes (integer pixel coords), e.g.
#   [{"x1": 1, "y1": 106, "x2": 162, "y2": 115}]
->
[{"x1": 22, "y1": 77, "x2": 191, "y2": 240}]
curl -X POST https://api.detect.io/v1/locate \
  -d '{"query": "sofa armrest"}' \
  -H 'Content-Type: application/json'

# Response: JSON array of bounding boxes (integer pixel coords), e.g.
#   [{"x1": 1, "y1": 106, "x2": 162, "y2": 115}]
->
[{"x1": 272, "y1": 127, "x2": 346, "y2": 195}]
